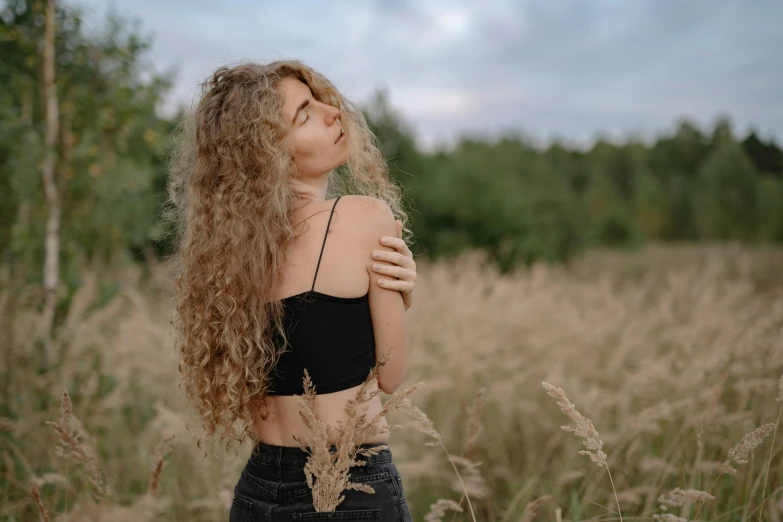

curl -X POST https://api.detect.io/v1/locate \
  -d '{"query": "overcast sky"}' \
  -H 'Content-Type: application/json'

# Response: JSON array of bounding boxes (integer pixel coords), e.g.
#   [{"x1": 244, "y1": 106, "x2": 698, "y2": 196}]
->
[{"x1": 72, "y1": 0, "x2": 782, "y2": 151}]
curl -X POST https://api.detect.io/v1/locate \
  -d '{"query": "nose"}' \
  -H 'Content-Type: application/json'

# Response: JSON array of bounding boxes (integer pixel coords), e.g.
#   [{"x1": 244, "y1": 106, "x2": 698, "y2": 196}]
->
[{"x1": 324, "y1": 103, "x2": 340, "y2": 125}]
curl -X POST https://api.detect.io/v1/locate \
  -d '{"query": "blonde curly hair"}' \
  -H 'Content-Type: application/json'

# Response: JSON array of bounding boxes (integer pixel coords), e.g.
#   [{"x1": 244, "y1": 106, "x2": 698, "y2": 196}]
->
[{"x1": 164, "y1": 60, "x2": 409, "y2": 450}]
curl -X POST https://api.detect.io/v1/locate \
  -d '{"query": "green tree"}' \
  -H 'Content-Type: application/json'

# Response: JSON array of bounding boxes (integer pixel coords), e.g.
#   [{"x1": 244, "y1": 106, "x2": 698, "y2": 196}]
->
[
  {"x1": 694, "y1": 122, "x2": 759, "y2": 239},
  {"x1": 743, "y1": 131, "x2": 783, "y2": 177},
  {"x1": 646, "y1": 119, "x2": 710, "y2": 239},
  {"x1": 755, "y1": 177, "x2": 783, "y2": 241},
  {"x1": 633, "y1": 168, "x2": 669, "y2": 239},
  {"x1": 0, "y1": 0, "x2": 174, "y2": 287}
]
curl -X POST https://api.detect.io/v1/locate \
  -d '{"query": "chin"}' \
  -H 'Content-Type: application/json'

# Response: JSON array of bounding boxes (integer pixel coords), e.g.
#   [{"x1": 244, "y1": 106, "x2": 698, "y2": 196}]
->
[{"x1": 334, "y1": 149, "x2": 350, "y2": 167}]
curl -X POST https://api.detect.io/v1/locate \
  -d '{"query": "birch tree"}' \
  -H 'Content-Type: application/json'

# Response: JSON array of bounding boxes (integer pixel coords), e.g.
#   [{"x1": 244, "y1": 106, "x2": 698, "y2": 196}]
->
[{"x1": 40, "y1": 0, "x2": 60, "y2": 360}]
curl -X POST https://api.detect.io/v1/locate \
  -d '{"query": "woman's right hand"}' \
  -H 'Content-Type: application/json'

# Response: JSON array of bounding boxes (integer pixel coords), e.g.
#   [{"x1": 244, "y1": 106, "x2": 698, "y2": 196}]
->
[{"x1": 370, "y1": 220, "x2": 416, "y2": 312}]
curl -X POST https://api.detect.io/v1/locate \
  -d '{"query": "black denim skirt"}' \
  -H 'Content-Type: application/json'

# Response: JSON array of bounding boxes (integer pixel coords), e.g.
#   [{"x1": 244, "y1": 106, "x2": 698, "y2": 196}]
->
[{"x1": 229, "y1": 441, "x2": 413, "y2": 522}]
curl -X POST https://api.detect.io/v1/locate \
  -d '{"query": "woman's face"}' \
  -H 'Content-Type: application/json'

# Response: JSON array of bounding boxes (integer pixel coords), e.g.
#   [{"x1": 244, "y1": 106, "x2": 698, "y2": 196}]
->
[{"x1": 277, "y1": 77, "x2": 348, "y2": 179}]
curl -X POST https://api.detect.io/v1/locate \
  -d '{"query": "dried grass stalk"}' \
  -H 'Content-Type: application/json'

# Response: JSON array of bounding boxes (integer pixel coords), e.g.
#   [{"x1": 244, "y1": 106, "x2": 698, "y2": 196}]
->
[
  {"x1": 448, "y1": 455, "x2": 488, "y2": 499},
  {"x1": 657, "y1": 487, "x2": 715, "y2": 507},
  {"x1": 639, "y1": 457, "x2": 677, "y2": 476},
  {"x1": 413, "y1": 386, "x2": 489, "y2": 519},
  {"x1": 759, "y1": 378, "x2": 782, "y2": 522},
  {"x1": 30, "y1": 481, "x2": 50, "y2": 522},
  {"x1": 30, "y1": 473, "x2": 71, "y2": 490},
  {"x1": 399, "y1": 397, "x2": 479, "y2": 522},
  {"x1": 400, "y1": 397, "x2": 442, "y2": 442},
  {"x1": 541, "y1": 382, "x2": 606, "y2": 467},
  {"x1": 45, "y1": 390, "x2": 109, "y2": 503},
  {"x1": 463, "y1": 387, "x2": 487, "y2": 459},
  {"x1": 541, "y1": 382, "x2": 622, "y2": 522},
  {"x1": 520, "y1": 495, "x2": 551, "y2": 522},
  {"x1": 693, "y1": 422, "x2": 776, "y2": 521},
  {"x1": 424, "y1": 498, "x2": 463, "y2": 522},
  {"x1": 652, "y1": 514, "x2": 689, "y2": 522},
  {"x1": 723, "y1": 423, "x2": 775, "y2": 471},
  {"x1": 293, "y1": 350, "x2": 425, "y2": 512},
  {"x1": 148, "y1": 433, "x2": 175, "y2": 496}
]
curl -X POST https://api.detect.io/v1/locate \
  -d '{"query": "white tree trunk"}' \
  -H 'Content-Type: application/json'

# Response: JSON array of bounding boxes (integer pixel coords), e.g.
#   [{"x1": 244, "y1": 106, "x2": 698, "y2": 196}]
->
[{"x1": 40, "y1": 0, "x2": 61, "y2": 363}]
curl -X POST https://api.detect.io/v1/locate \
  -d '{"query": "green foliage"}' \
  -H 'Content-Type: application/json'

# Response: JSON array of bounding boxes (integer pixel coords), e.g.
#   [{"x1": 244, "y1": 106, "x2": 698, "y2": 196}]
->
[
  {"x1": 395, "y1": 134, "x2": 585, "y2": 269},
  {"x1": 755, "y1": 177, "x2": 783, "y2": 241},
  {"x1": 0, "y1": 0, "x2": 174, "y2": 283},
  {"x1": 360, "y1": 96, "x2": 781, "y2": 266},
  {"x1": 2, "y1": 0, "x2": 781, "y2": 283},
  {"x1": 693, "y1": 131, "x2": 759, "y2": 239},
  {"x1": 633, "y1": 169, "x2": 669, "y2": 239},
  {"x1": 743, "y1": 131, "x2": 783, "y2": 177},
  {"x1": 646, "y1": 120, "x2": 711, "y2": 239}
]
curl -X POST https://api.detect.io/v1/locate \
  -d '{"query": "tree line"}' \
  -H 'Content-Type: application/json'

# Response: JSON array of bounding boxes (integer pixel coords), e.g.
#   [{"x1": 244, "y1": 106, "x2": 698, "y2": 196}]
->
[
  {"x1": 367, "y1": 91, "x2": 783, "y2": 270},
  {"x1": 2, "y1": 0, "x2": 782, "y2": 294}
]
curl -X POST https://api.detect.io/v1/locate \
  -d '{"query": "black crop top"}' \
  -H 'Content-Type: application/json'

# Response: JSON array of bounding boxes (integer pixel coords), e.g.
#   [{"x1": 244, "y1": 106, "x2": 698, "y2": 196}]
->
[{"x1": 267, "y1": 196, "x2": 376, "y2": 396}]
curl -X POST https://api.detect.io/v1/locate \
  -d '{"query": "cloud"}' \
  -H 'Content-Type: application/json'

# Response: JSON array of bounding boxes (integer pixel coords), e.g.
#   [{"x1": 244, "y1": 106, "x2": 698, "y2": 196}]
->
[{"x1": 71, "y1": 0, "x2": 783, "y2": 150}]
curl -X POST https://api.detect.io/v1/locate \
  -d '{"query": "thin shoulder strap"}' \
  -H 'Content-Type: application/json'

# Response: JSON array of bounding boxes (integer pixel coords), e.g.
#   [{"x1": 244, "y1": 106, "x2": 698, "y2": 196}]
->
[{"x1": 311, "y1": 196, "x2": 342, "y2": 291}]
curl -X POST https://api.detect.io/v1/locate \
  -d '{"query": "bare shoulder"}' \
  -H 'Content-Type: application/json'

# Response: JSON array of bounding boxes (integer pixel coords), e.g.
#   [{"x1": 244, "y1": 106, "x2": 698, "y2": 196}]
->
[
  {"x1": 337, "y1": 195, "x2": 395, "y2": 232},
  {"x1": 335, "y1": 195, "x2": 396, "y2": 258},
  {"x1": 338, "y1": 194, "x2": 393, "y2": 218}
]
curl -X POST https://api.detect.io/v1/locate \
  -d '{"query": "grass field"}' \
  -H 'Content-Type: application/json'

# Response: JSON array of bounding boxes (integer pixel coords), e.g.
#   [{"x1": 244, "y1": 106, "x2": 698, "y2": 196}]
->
[{"x1": 2, "y1": 243, "x2": 782, "y2": 521}]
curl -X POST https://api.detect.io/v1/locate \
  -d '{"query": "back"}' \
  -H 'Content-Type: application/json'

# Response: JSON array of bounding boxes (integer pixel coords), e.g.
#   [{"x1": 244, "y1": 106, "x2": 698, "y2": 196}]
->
[
  {"x1": 275, "y1": 194, "x2": 373, "y2": 302},
  {"x1": 275, "y1": 194, "x2": 407, "y2": 394},
  {"x1": 252, "y1": 194, "x2": 408, "y2": 445}
]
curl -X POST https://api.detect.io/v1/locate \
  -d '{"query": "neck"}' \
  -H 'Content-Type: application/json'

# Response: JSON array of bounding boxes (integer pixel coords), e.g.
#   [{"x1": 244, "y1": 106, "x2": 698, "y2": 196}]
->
[{"x1": 289, "y1": 174, "x2": 328, "y2": 202}]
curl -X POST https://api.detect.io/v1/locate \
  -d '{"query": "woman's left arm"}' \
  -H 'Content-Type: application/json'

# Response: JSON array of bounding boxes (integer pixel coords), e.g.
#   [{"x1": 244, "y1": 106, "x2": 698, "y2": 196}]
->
[{"x1": 370, "y1": 220, "x2": 416, "y2": 311}]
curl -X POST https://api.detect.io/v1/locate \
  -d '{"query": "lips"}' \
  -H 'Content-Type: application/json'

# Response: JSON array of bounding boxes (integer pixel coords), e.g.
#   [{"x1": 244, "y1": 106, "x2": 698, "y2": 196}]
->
[{"x1": 334, "y1": 128, "x2": 345, "y2": 144}]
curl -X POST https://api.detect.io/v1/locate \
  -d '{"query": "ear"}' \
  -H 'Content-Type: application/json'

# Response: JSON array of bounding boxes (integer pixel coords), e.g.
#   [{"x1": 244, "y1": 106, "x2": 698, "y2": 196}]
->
[{"x1": 395, "y1": 219, "x2": 402, "y2": 239}]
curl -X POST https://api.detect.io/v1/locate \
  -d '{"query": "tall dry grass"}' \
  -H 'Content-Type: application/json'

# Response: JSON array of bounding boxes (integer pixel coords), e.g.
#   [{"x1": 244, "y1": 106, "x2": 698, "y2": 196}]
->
[
  {"x1": 1, "y1": 243, "x2": 781, "y2": 521},
  {"x1": 292, "y1": 358, "x2": 425, "y2": 512}
]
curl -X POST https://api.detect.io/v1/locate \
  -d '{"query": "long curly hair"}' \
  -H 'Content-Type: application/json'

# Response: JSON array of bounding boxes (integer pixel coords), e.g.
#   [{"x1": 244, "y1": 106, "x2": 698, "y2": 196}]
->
[{"x1": 164, "y1": 60, "x2": 409, "y2": 449}]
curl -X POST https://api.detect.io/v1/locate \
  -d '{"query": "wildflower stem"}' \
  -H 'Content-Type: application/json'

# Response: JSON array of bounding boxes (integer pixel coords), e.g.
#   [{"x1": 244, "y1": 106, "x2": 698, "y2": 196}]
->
[
  {"x1": 447, "y1": 493, "x2": 465, "y2": 522},
  {"x1": 692, "y1": 473, "x2": 724, "y2": 520},
  {"x1": 30, "y1": 482, "x2": 50, "y2": 522},
  {"x1": 757, "y1": 405, "x2": 781, "y2": 522},
  {"x1": 437, "y1": 439, "x2": 477, "y2": 522},
  {"x1": 604, "y1": 466, "x2": 623, "y2": 522}
]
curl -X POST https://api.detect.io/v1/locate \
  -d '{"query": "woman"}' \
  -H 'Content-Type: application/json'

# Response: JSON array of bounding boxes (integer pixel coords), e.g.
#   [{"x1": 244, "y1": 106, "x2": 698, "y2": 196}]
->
[{"x1": 167, "y1": 59, "x2": 416, "y2": 521}]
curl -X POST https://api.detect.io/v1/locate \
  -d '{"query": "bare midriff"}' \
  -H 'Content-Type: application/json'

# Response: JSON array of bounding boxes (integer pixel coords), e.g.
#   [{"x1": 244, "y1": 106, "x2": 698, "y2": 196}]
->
[{"x1": 250, "y1": 381, "x2": 389, "y2": 447}]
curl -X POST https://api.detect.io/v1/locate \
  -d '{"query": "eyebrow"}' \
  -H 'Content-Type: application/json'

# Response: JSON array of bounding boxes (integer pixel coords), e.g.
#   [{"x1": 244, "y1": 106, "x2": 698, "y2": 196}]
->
[{"x1": 291, "y1": 99, "x2": 309, "y2": 124}]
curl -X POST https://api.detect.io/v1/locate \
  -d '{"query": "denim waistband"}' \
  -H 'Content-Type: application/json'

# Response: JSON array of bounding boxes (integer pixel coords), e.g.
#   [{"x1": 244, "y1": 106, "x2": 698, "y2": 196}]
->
[{"x1": 250, "y1": 441, "x2": 393, "y2": 469}]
